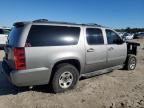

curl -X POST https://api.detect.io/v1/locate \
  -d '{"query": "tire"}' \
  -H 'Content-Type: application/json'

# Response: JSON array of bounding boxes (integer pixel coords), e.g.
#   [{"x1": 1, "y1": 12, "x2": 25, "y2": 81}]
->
[
  {"x1": 51, "y1": 63, "x2": 79, "y2": 93},
  {"x1": 125, "y1": 54, "x2": 137, "y2": 70}
]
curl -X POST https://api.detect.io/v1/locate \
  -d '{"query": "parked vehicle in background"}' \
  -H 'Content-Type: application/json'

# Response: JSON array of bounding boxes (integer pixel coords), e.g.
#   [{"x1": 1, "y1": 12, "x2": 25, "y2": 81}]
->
[
  {"x1": 117, "y1": 32, "x2": 124, "y2": 37},
  {"x1": 0, "y1": 27, "x2": 10, "y2": 45},
  {"x1": 2, "y1": 19, "x2": 140, "y2": 93},
  {"x1": 133, "y1": 32, "x2": 144, "y2": 39},
  {"x1": 122, "y1": 32, "x2": 134, "y2": 40}
]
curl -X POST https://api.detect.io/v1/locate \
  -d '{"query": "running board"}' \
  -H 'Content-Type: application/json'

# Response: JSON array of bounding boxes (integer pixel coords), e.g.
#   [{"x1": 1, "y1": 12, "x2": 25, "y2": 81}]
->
[{"x1": 81, "y1": 65, "x2": 123, "y2": 78}]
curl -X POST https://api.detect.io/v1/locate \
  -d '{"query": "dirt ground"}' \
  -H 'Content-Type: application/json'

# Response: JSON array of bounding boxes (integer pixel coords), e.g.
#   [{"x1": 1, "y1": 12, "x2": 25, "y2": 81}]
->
[{"x1": 0, "y1": 39, "x2": 144, "y2": 108}]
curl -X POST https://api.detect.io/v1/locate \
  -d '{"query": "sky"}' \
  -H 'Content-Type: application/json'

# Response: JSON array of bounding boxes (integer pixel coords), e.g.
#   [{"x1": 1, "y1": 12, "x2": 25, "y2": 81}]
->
[{"x1": 0, "y1": 0, "x2": 144, "y2": 28}]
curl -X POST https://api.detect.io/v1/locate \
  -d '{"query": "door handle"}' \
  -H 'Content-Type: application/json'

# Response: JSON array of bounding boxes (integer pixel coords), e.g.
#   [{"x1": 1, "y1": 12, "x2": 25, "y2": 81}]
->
[
  {"x1": 108, "y1": 47, "x2": 114, "y2": 51},
  {"x1": 87, "y1": 48, "x2": 95, "y2": 52}
]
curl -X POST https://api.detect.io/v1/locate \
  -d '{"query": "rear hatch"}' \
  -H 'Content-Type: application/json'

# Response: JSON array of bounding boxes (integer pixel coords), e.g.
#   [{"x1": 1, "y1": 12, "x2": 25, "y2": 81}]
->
[{"x1": 4, "y1": 23, "x2": 26, "y2": 70}]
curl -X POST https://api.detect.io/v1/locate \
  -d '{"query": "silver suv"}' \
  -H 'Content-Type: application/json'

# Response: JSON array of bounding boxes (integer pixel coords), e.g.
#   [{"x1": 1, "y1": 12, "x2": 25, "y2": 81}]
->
[{"x1": 2, "y1": 19, "x2": 140, "y2": 93}]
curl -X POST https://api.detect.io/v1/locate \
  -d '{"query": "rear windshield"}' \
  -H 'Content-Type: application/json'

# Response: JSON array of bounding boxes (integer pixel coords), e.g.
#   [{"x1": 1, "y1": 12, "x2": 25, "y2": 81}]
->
[
  {"x1": 8, "y1": 27, "x2": 23, "y2": 46},
  {"x1": 26, "y1": 25, "x2": 80, "y2": 46}
]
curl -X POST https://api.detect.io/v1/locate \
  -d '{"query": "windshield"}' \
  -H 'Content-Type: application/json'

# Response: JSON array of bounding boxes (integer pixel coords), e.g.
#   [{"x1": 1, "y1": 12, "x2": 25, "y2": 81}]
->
[
  {"x1": 0, "y1": 29, "x2": 4, "y2": 34},
  {"x1": 4, "y1": 29, "x2": 11, "y2": 35},
  {"x1": 0, "y1": 28, "x2": 11, "y2": 35},
  {"x1": 123, "y1": 33, "x2": 129, "y2": 36}
]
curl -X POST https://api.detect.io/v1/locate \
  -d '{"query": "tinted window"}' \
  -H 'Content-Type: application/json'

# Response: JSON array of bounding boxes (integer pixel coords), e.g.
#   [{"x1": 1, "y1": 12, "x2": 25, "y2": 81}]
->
[
  {"x1": 86, "y1": 28, "x2": 104, "y2": 45},
  {"x1": 106, "y1": 29, "x2": 121, "y2": 44},
  {"x1": 8, "y1": 27, "x2": 23, "y2": 46},
  {"x1": 26, "y1": 25, "x2": 80, "y2": 46}
]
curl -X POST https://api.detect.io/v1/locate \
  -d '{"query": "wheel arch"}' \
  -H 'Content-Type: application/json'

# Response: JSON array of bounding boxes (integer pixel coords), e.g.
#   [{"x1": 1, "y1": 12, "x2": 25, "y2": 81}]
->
[
  {"x1": 48, "y1": 59, "x2": 81, "y2": 84},
  {"x1": 51, "y1": 59, "x2": 81, "y2": 74}
]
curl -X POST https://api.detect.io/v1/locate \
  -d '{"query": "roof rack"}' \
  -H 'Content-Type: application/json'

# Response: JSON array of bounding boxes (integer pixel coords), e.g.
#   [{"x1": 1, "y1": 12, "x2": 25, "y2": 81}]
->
[
  {"x1": 32, "y1": 19, "x2": 105, "y2": 27},
  {"x1": 33, "y1": 19, "x2": 49, "y2": 23},
  {"x1": 33, "y1": 19, "x2": 76, "y2": 25},
  {"x1": 82, "y1": 23, "x2": 103, "y2": 27},
  {"x1": 48, "y1": 21, "x2": 78, "y2": 25}
]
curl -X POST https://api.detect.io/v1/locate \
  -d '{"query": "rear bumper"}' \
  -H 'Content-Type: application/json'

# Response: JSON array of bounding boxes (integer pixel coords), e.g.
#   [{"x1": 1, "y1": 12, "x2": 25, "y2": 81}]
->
[{"x1": 2, "y1": 61, "x2": 51, "y2": 86}]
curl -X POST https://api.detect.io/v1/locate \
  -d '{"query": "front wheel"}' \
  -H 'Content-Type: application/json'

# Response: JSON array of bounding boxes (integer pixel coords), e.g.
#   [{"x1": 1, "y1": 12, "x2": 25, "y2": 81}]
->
[
  {"x1": 125, "y1": 54, "x2": 137, "y2": 70},
  {"x1": 51, "y1": 63, "x2": 79, "y2": 93}
]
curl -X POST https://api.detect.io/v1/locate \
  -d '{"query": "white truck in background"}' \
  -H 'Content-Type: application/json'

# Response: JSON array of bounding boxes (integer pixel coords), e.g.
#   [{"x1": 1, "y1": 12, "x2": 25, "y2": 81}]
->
[{"x1": 0, "y1": 27, "x2": 10, "y2": 45}]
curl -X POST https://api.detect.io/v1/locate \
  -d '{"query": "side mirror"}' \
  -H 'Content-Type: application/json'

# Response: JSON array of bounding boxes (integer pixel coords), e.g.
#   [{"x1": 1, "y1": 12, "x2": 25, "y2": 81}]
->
[
  {"x1": 121, "y1": 35, "x2": 126, "y2": 41},
  {"x1": 122, "y1": 37, "x2": 126, "y2": 42}
]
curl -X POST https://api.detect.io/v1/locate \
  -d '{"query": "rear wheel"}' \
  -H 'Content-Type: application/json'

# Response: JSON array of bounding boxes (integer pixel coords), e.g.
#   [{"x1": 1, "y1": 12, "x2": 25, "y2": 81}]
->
[
  {"x1": 51, "y1": 63, "x2": 79, "y2": 93},
  {"x1": 125, "y1": 54, "x2": 137, "y2": 70}
]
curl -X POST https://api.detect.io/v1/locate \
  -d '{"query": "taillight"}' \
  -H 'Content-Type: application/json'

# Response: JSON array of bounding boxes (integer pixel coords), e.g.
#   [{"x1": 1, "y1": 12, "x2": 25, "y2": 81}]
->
[{"x1": 14, "y1": 48, "x2": 26, "y2": 70}]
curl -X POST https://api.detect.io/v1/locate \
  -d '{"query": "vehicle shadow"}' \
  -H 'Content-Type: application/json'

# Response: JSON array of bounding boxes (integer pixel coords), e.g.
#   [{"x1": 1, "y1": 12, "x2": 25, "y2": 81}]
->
[
  {"x1": 0, "y1": 61, "x2": 54, "y2": 95},
  {"x1": 0, "y1": 61, "x2": 28, "y2": 96},
  {"x1": 0, "y1": 60, "x2": 114, "y2": 95}
]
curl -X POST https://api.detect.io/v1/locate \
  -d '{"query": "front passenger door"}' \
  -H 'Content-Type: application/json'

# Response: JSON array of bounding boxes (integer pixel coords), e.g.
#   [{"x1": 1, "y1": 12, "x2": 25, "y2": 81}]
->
[{"x1": 105, "y1": 29, "x2": 127, "y2": 68}]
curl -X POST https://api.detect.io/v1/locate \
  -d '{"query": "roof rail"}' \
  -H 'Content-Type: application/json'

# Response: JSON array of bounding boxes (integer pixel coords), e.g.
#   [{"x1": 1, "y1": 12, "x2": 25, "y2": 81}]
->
[
  {"x1": 82, "y1": 23, "x2": 103, "y2": 27},
  {"x1": 33, "y1": 19, "x2": 79, "y2": 25},
  {"x1": 33, "y1": 19, "x2": 49, "y2": 23},
  {"x1": 32, "y1": 19, "x2": 105, "y2": 27},
  {"x1": 48, "y1": 21, "x2": 78, "y2": 25}
]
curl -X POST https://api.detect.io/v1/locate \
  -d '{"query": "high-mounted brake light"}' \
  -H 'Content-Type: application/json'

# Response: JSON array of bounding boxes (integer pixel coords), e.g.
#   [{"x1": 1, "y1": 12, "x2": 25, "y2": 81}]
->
[{"x1": 14, "y1": 48, "x2": 26, "y2": 70}]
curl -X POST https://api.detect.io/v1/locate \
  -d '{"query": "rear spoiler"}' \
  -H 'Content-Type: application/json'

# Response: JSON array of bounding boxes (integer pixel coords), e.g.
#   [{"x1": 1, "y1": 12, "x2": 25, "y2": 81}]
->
[
  {"x1": 13, "y1": 21, "x2": 31, "y2": 27},
  {"x1": 13, "y1": 22, "x2": 25, "y2": 27}
]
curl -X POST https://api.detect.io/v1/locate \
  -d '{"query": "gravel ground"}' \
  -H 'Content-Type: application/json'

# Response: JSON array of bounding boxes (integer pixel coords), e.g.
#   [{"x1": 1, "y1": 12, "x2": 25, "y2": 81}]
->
[{"x1": 0, "y1": 39, "x2": 144, "y2": 108}]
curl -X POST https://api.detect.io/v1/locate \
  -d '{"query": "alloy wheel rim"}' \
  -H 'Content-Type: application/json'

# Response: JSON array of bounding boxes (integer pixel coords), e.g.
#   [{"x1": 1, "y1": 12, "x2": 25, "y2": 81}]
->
[
  {"x1": 59, "y1": 71, "x2": 73, "y2": 89},
  {"x1": 129, "y1": 58, "x2": 136, "y2": 70}
]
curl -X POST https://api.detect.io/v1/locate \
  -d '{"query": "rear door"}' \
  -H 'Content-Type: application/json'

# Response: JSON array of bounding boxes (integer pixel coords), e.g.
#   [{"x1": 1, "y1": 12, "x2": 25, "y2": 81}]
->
[
  {"x1": 105, "y1": 29, "x2": 127, "y2": 68},
  {"x1": 85, "y1": 28, "x2": 107, "y2": 73}
]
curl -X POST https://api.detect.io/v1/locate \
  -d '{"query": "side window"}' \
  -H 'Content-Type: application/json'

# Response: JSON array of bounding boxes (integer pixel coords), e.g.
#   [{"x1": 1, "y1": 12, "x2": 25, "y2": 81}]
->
[
  {"x1": 26, "y1": 25, "x2": 80, "y2": 46},
  {"x1": 86, "y1": 28, "x2": 104, "y2": 45},
  {"x1": 106, "y1": 29, "x2": 121, "y2": 44}
]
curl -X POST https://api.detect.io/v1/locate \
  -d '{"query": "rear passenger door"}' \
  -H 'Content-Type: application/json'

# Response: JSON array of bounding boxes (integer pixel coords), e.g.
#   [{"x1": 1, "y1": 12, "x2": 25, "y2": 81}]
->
[
  {"x1": 85, "y1": 28, "x2": 107, "y2": 73},
  {"x1": 105, "y1": 29, "x2": 127, "y2": 68}
]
